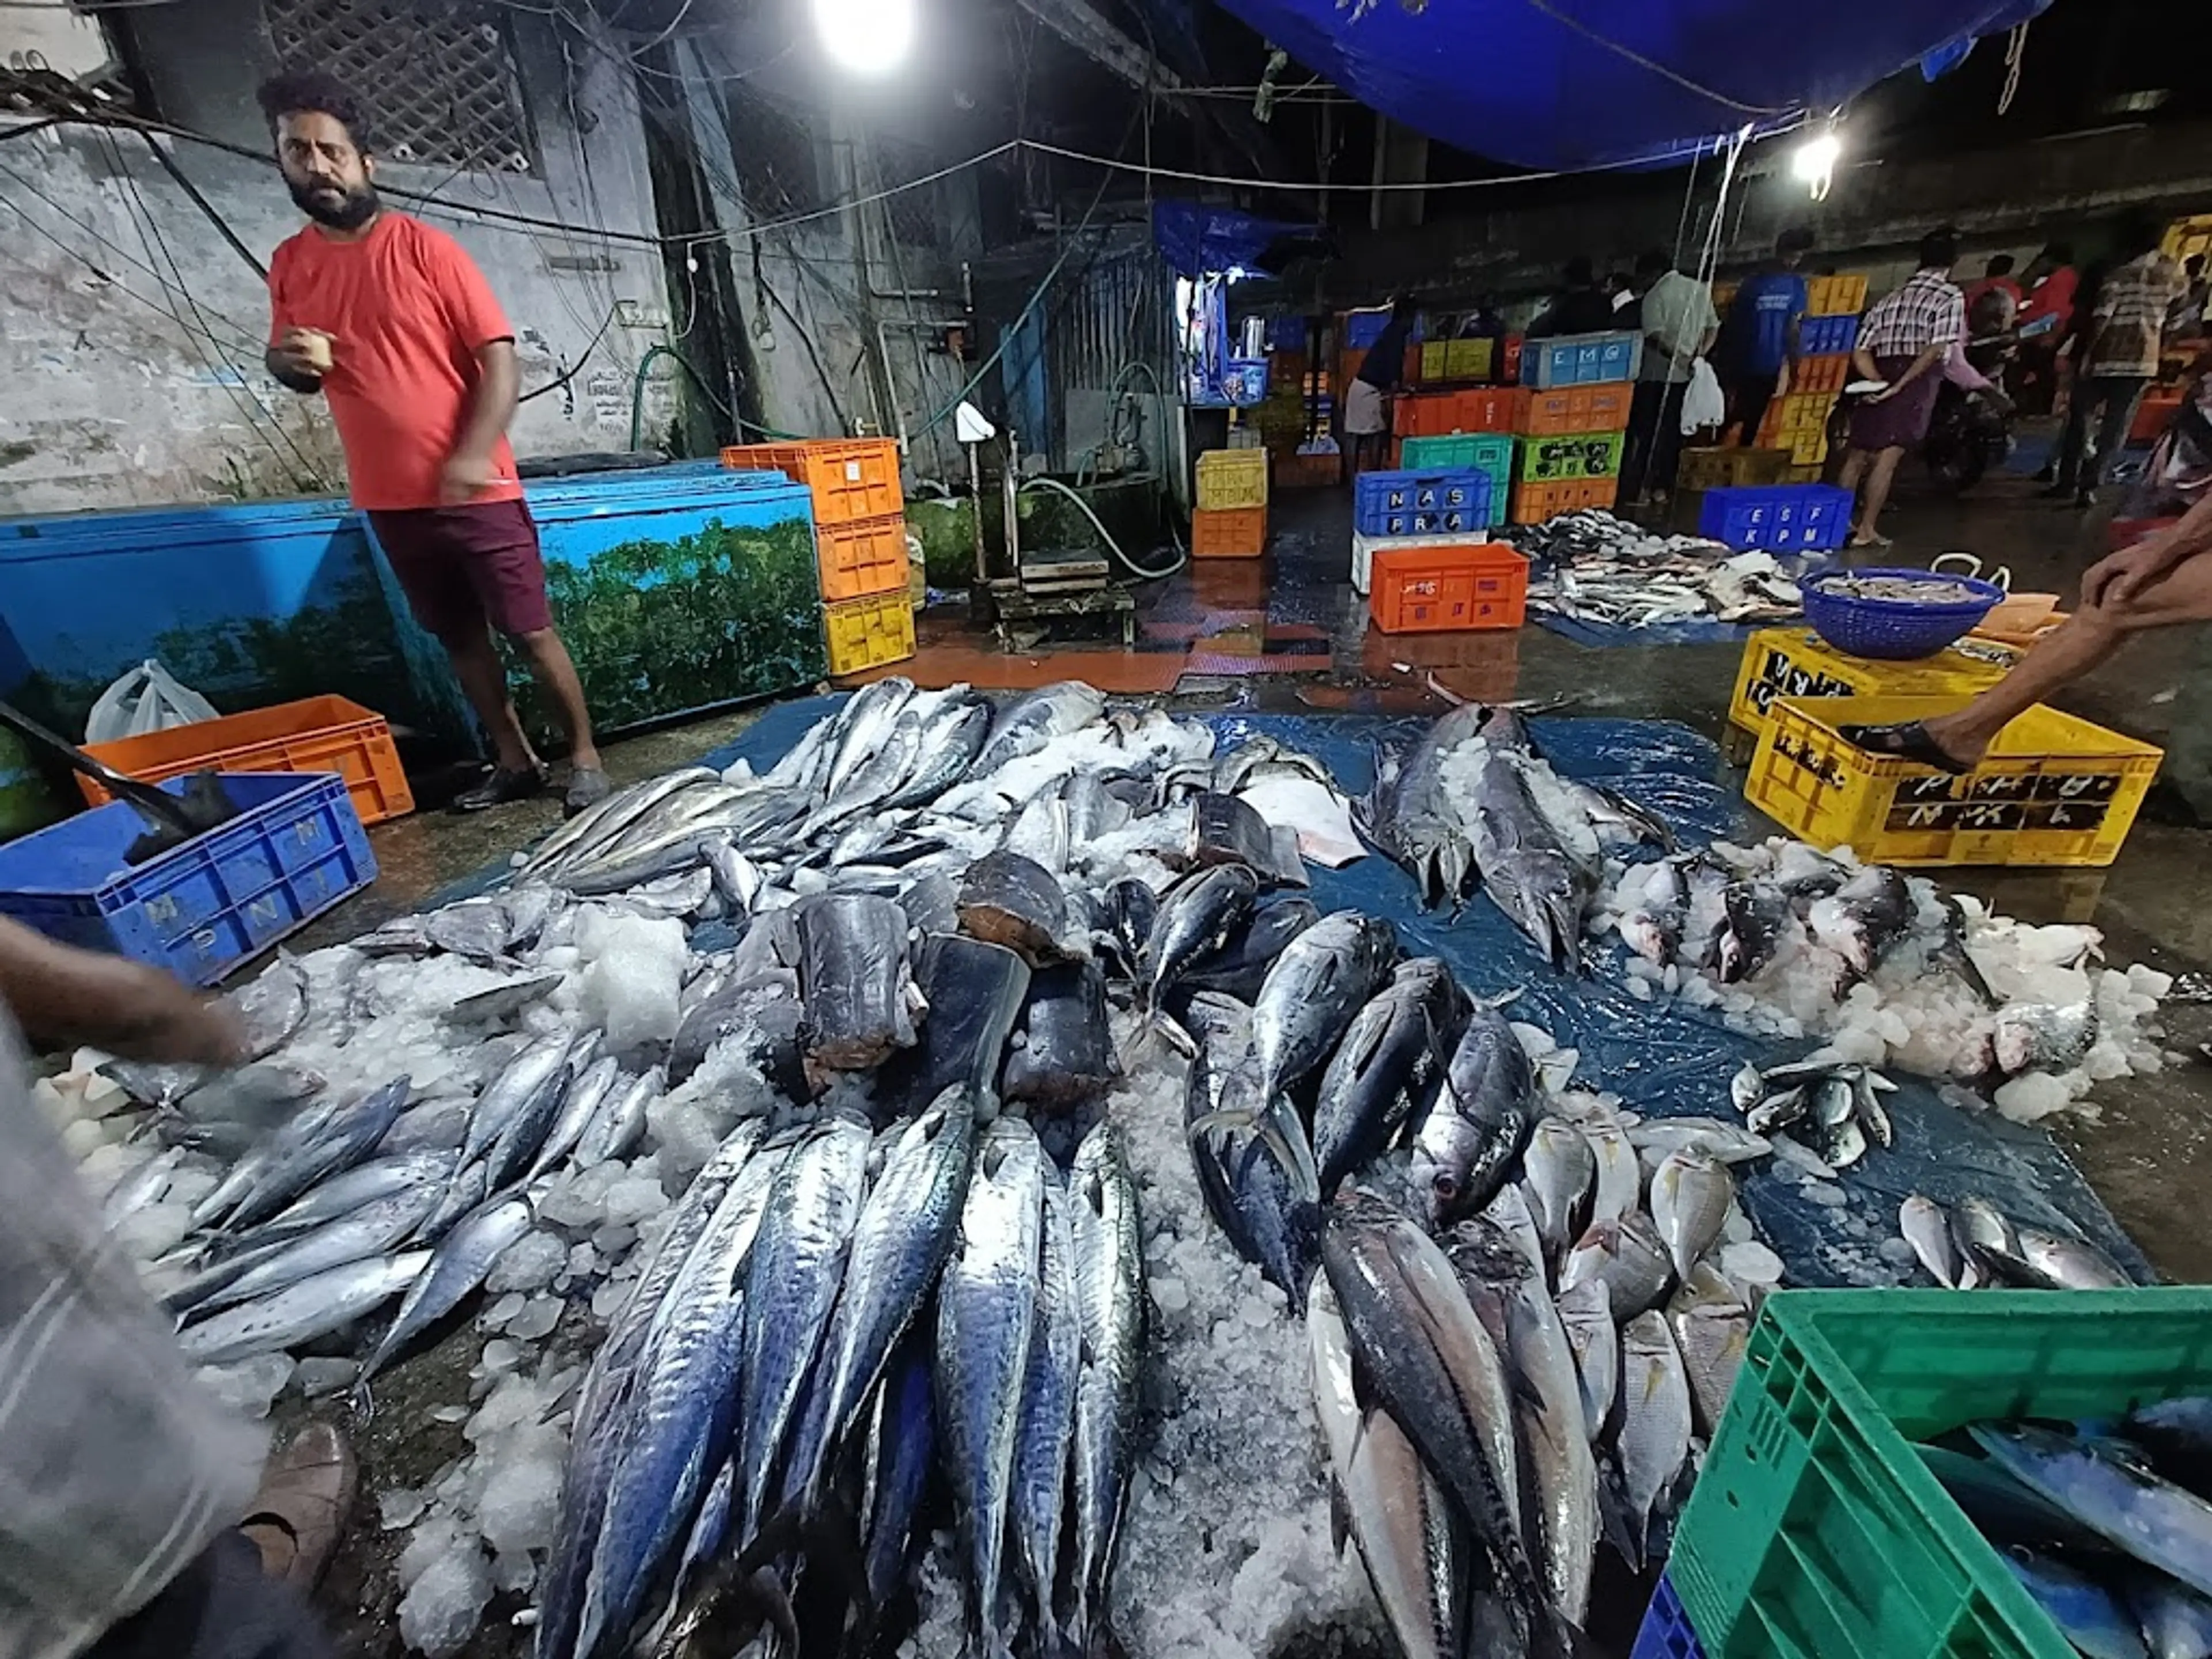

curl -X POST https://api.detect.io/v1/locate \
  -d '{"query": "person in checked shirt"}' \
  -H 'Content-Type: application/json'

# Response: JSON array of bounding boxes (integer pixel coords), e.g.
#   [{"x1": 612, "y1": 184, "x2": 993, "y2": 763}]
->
[
  {"x1": 1838, "y1": 227, "x2": 1967, "y2": 548},
  {"x1": 2045, "y1": 215, "x2": 2185, "y2": 509}
]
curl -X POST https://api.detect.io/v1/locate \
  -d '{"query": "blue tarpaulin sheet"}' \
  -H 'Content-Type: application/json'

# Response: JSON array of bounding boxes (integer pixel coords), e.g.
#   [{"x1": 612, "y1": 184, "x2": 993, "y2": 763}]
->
[
  {"x1": 1529, "y1": 611, "x2": 1759, "y2": 649},
  {"x1": 1205, "y1": 0, "x2": 2055, "y2": 171},
  {"x1": 1151, "y1": 200, "x2": 1320, "y2": 279},
  {"x1": 694, "y1": 696, "x2": 2144, "y2": 1289}
]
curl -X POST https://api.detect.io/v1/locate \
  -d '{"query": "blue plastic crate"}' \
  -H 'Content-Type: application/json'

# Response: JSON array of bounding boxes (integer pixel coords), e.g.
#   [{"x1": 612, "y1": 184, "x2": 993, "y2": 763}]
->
[
  {"x1": 0, "y1": 772, "x2": 374, "y2": 986},
  {"x1": 1225, "y1": 357, "x2": 1270, "y2": 406},
  {"x1": 1343, "y1": 310, "x2": 1392, "y2": 350},
  {"x1": 1520, "y1": 329, "x2": 1642, "y2": 388},
  {"x1": 1353, "y1": 468, "x2": 1494, "y2": 537},
  {"x1": 1699, "y1": 484, "x2": 1855, "y2": 552},
  {"x1": 1800, "y1": 313, "x2": 1861, "y2": 356},
  {"x1": 1631, "y1": 1577, "x2": 1708, "y2": 1659}
]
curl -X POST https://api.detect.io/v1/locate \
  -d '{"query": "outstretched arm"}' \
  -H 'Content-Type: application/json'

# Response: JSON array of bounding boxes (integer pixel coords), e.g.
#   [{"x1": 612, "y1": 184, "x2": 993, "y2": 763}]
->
[{"x1": 0, "y1": 918, "x2": 242, "y2": 1065}]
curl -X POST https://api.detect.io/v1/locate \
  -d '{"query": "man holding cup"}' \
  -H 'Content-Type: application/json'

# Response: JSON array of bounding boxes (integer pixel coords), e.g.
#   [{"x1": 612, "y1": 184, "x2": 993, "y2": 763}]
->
[{"x1": 259, "y1": 70, "x2": 608, "y2": 815}]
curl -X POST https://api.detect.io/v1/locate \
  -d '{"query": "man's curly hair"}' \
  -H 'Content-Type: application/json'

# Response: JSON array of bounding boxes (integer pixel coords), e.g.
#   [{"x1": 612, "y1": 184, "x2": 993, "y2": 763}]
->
[{"x1": 255, "y1": 69, "x2": 373, "y2": 151}]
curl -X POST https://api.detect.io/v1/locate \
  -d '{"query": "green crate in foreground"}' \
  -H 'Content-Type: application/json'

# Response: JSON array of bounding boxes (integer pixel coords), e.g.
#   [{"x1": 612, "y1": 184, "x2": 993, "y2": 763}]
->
[{"x1": 1669, "y1": 1287, "x2": 2212, "y2": 1659}]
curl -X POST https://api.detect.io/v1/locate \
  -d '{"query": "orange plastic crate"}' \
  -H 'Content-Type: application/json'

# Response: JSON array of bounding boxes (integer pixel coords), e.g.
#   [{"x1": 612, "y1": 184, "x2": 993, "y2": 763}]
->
[
  {"x1": 1368, "y1": 543, "x2": 1528, "y2": 634},
  {"x1": 721, "y1": 438, "x2": 904, "y2": 527},
  {"x1": 1503, "y1": 335, "x2": 1523, "y2": 382},
  {"x1": 813, "y1": 513, "x2": 911, "y2": 601},
  {"x1": 1516, "y1": 382, "x2": 1634, "y2": 436},
  {"x1": 1510, "y1": 475, "x2": 1620, "y2": 524},
  {"x1": 1191, "y1": 506, "x2": 1268, "y2": 559},
  {"x1": 1394, "y1": 386, "x2": 1517, "y2": 437},
  {"x1": 1793, "y1": 354, "x2": 1850, "y2": 395},
  {"x1": 78, "y1": 695, "x2": 413, "y2": 825}
]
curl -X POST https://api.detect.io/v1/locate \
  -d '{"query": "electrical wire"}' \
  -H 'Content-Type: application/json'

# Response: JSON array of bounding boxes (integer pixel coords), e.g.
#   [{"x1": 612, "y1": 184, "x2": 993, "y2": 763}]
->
[
  {"x1": 0, "y1": 155, "x2": 266, "y2": 348},
  {"x1": 1513, "y1": 0, "x2": 1795, "y2": 118},
  {"x1": 91, "y1": 127, "x2": 327, "y2": 490}
]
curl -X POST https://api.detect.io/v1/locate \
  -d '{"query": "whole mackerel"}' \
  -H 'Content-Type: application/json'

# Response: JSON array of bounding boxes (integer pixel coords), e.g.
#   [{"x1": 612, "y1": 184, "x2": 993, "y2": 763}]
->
[
  {"x1": 178, "y1": 1249, "x2": 429, "y2": 1365},
  {"x1": 783, "y1": 1090, "x2": 975, "y2": 1509},
  {"x1": 1066, "y1": 1120, "x2": 1144, "y2": 1659},
  {"x1": 733, "y1": 1112, "x2": 873, "y2": 1540},
  {"x1": 1010, "y1": 1173, "x2": 1083, "y2": 1644},
  {"x1": 935, "y1": 1116, "x2": 1046, "y2": 1659},
  {"x1": 356, "y1": 1193, "x2": 535, "y2": 1396}
]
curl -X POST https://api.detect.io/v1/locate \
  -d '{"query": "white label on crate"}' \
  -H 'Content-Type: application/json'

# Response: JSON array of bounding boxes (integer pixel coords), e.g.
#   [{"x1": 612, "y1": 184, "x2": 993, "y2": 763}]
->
[
  {"x1": 145, "y1": 895, "x2": 177, "y2": 926},
  {"x1": 249, "y1": 896, "x2": 280, "y2": 928},
  {"x1": 846, "y1": 461, "x2": 862, "y2": 482}
]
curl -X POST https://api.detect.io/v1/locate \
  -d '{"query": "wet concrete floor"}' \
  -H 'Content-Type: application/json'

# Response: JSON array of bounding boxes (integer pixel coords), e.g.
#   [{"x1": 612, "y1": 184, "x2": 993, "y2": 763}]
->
[{"x1": 286, "y1": 445, "x2": 2212, "y2": 1652}]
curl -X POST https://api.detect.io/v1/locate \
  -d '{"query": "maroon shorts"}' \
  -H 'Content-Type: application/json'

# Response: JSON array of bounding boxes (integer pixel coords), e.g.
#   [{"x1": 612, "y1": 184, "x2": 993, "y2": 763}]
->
[{"x1": 368, "y1": 498, "x2": 552, "y2": 641}]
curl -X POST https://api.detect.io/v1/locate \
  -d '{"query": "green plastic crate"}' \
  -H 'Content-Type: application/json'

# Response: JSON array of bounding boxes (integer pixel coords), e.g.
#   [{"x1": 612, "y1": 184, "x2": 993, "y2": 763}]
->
[
  {"x1": 1514, "y1": 429, "x2": 1626, "y2": 483},
  {"x1": 1671, "y1": 1288, "x2": 2212, "y2": 1659},
  {"x1": 1400, "y1": 433, "x2": 1513, "y2": 525}
]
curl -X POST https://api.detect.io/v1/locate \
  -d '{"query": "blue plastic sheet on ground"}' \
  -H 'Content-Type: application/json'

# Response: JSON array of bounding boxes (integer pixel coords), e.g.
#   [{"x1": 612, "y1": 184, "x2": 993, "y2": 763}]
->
[
  {"x1": 1528, "y1": 611, "x2": 1760, "y2": 649},
  {"x1": 694, "y1": 696, "x2": 2145, "y2": 1289}
]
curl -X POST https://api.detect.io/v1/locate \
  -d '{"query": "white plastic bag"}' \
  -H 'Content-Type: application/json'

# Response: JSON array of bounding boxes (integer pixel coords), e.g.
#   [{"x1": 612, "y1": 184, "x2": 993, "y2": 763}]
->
[
  {"x1": 1681, "y1": 357, "x2": 1726, "y2": 435},
  {"x1": 85, "y1": 660, "x2": 218, "y2": 745}
]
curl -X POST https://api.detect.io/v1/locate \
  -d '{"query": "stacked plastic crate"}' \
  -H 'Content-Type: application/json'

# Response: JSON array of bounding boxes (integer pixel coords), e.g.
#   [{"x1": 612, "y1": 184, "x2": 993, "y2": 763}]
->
[
  {"x1": 1509, "y1": 332, "x2": 1639, "y2": 522},
  {"x1": 1348, "y1": 465, "x2": 1528, "y2": 635},
  {"x1": 1762, "y1": 273, "x2": 1869, "y2": 481},
  {"x1": 721, "y1": 437, "x2": 915, "y2": 675},
  {"x1": 1192, "y1": 449, "x2": 1270, "y2": 558}
]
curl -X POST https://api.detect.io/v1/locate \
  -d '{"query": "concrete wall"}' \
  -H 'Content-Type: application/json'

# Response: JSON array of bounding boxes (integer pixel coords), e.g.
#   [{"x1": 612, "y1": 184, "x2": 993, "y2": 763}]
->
[
  {"x1": 676, "y1": 42, "x2": 979, "y2": 486},
  {"x1": 0, "y1": 5, "x2": 676, "y2": 516}
]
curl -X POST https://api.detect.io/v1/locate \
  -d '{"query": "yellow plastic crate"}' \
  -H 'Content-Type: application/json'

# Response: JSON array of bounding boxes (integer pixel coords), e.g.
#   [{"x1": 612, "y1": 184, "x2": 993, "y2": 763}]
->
[
  {"x1": 1747, "y1": 694, "x2": 2162, "y2": 868},
  {"x1": 1195, "y1": 448, "x2": 1269, "y2": 511},
  {"x1": 1445, "y1": 336, "x2": 1494, "y2": 380},
  {"x1": 1788, "y1": 429, "x2": 1829, "y2": 465},
  {"x1": 823, "y1": 591, "x2": 916, "y2": 677},
  {"x1": 1782, "y1": 462, "x2": 1825, "y2": 483},
  {"x1": 1726, "y1": 627, "x2": 2017, "y2": 741},
  {"x1": 1418, "y1": 340, "x2": 1451, "y2": 382},
  {"x1": 1776, "y1": 390, "x2": 1836, "y2": 435},
  {"x1": 1806, "y1": 272, "x2": 1869, "y2": 317}
]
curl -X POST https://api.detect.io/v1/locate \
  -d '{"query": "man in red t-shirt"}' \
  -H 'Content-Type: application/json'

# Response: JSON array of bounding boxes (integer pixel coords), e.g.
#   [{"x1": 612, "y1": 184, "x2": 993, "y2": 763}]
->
[{"x1": 257, "y1": 71, "x2": 607, "y2": 815}]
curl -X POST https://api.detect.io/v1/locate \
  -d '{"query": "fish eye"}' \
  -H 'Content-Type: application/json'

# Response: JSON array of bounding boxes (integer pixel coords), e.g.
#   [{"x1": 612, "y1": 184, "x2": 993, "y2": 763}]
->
[{"x1": 1431, "y1": 1173, "x2": 1458, "y2": 1199}]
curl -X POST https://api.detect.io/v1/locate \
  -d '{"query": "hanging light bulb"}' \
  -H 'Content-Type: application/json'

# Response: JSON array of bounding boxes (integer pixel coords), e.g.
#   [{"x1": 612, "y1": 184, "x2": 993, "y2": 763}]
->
[
  {"x1": 812, "y1": 0, "x2": 914, "y2": 75},
  {"x1": 1792, "y1": 128, "x2": 1842, "y2": 200}
]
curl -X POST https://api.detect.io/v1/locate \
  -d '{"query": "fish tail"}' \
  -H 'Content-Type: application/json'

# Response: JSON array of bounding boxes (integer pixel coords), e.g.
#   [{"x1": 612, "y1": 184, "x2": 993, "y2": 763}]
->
[{"x1": 350, "y1": 1378, "x2": 378, "y2": 1423}]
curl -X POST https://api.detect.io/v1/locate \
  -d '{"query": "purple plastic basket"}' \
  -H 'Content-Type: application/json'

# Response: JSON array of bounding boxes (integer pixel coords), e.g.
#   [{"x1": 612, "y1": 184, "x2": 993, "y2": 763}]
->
[{"x1": 1800, "y1": 565, "x2": 2006, "y2": 660}]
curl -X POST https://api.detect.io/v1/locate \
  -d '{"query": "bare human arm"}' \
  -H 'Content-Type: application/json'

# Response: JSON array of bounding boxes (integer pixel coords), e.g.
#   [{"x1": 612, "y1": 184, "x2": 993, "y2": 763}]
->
[
  {"x1": 0, "y1": 918, "x2": 243, "y2": 1066},
  {"x1": 1868, "y1": 342, "x2": 1945, "y2": 403},
  {"x1": 439, "y1": 338, "x2": 521, "y2": 504},
  {"x1": 2084, "y1": 490, "x2": 2212, "y2": 610}
]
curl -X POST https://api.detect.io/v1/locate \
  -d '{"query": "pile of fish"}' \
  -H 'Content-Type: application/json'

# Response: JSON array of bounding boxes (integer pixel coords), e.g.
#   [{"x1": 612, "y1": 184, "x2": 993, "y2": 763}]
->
[
  {"x1": 1923, "y1": 1402, "x2": 2212, "y2": 1657},
  {"x1": 1898, "y1": 1193, "x2": 2132, "y2": 1291},
  {"x1": 1503, "y1": 510, "x2": 1804, "y2": 630},
  {"x1": 1728, "y1": 1056, "x2": 1897, "y2": 1173},
  {"x1": 1603, "y1": 835, "x2": 2170, "y2": 1122},
  {"x1": 1365, "y1": 702, "x2": 1671, "y2": 967},
  {"x1": 1365, "y1": 698, "x2": 2166, "y2": 1123},
  {"x1": 1126, "y1": 858, "x2": 1790, "y2": 1651},
  {"x1": 41, "y1": 677, "x2": 2168, "y2": 1659},
  {"x1": 1806, "y1": 570, "x2": 1993, "y2": 607}
]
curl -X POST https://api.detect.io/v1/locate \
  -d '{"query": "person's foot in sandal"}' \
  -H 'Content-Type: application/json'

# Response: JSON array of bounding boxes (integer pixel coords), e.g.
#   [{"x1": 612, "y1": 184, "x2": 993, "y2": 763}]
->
[
  {"x1": 452, "y1": 764, "x2": 548, "y2": 813},
  {"x1": 238, "y1": 1421, "x2": 357, "y2": 1590},
  {"x1": 1836, "y1": 718, "x2": 1978, "y2": 774}
]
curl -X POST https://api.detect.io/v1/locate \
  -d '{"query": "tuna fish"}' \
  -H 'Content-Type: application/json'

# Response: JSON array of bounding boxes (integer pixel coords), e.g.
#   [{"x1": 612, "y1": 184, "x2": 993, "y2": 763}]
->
[
  {"x1": 1066, "y1": 1121, "x2": 1144, "y2": 1658},
  {"x1": 935, "y1": 1118, "x2": 1045, "y2": 1659},
  {"x1": 1411, "y1": 999, "x2": 1536, "y2": 1228}
]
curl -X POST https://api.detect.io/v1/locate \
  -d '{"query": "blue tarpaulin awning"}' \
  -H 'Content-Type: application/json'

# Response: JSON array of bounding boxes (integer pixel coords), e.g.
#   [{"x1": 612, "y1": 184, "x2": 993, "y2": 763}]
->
[
  {"x1": 1204, "y1": 0, "x2": 2054, "y2": 172},
  {"x1": 1152, "y1": 199, "x2": 1324, "y2": 278}
]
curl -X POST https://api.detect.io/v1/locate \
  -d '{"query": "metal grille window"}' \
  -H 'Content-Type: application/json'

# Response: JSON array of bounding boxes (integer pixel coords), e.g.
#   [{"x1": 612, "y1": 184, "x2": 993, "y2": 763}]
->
[
  {"x1": 721, "y1": 80, "x2": 823, "y2": 215},
  {"x1": 263, "y1": 0, "x2": 535, "y2": 172}
]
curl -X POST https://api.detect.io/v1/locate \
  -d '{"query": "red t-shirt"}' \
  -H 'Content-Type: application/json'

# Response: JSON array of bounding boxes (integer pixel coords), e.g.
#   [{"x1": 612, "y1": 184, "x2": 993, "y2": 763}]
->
[{"x1": 267, "y1": 213, "x2": 522, "y2": 512}]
